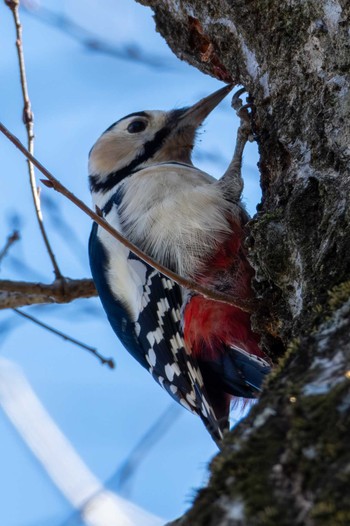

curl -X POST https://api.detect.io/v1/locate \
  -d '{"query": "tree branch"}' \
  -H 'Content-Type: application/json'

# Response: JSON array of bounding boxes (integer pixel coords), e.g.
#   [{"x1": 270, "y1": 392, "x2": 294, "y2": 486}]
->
[
  {"x1": 0, "y1": 278, "x2": 97, "y2": 309},
  {"x1": 13, "y1": 308, "x2": 114, "y2": 368},
  {"x1": 21, "y1": 1, "x2": 174, "y2": 70},
  {"x1": 5, "y1": 0, "x2": 62, "y2": 279},
  {"x1": 0, "y1": 230, "x2": 20, "y2": 268}
]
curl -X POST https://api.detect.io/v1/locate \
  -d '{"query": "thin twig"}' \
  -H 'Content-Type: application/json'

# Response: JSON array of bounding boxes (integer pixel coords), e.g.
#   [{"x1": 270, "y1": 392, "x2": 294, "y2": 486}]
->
[
  {"x1": 0, "y1": 277, "x2": 97, "y2": 309},
  {"x1": 111, "y1": 403, "x2": 181, "y2": 495},
  {"x1": 13, "y1": 308, "x2": 114, "y2": 368},
  {"x1": 5, "y1": 0, "x2": 62, "y2": 279},
  {"x1": 0, "y1": 121, "x2": 258, "y2": 312},
  {"x1": 0, "y1": 230, "x2": 20, "y2": 267}
]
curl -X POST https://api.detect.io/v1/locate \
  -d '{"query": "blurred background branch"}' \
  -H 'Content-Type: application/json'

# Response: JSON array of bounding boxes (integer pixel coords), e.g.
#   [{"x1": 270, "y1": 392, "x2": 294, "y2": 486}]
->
[
  {"x1": 0, "y1": 230, "x2": 20, "y2": 269},
  {"x1": 22, "y1": 0, "x2": 175, "y2": 70},
  {"x1": 0, "y1": 358, "x2": 164, "y2": 526},
  {"x1": 6, "y1": 0, "x2": 62, "y2": 279},
  {"x1": 13, "y1": 308, "x2": 114, "y2": 368}
]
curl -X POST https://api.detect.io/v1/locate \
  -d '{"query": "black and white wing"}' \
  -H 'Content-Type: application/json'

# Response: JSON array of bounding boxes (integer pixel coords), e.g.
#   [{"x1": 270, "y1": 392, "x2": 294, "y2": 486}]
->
[{"x1": 89, "y1": 210, "x2": 223, "y2": 444}]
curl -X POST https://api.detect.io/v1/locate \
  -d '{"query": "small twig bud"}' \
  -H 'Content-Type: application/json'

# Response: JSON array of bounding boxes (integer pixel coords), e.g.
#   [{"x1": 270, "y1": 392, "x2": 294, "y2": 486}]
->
[
  {"x1": 9, "y1": 230, "x2": 20, "y2": 243},
  {"x1": 4, "y1": 0, "x2": 20, "y2": 10},
  {"x1": 104, "y1": 358, "x2": 116, "y2": 369},
  {"x1": 22, "y1": 102, "x2": 33, "y2": 125},
  {"x1": 40, "y1": 179, "x2": 54, "y2": 188}
]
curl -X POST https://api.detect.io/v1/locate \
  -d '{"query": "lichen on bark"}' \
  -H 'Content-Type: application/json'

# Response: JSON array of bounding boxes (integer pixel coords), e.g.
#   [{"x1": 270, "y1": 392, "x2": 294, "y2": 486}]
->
[{"x1": 137, "y1": 1, "x2": 350, "y2": 524}]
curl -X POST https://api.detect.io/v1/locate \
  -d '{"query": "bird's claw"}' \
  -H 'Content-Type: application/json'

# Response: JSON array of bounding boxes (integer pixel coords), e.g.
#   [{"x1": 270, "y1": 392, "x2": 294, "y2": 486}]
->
[
  {"x1": 231, "y1": 88, "x2": 255, "y2": 143},
  {"x1": 231, "y1": 87, "x2": 246, "y2": 111}
]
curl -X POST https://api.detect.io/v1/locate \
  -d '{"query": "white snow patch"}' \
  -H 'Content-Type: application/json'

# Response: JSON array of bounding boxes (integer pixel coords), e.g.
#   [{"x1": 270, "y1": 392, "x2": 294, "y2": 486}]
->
[
  {"x1": 213, "y1": 15, "x2": 262, "y2": 82},
  {"x1": 239, "y1": 41, "x2": 269, "y2": 97},
  {"x1": 212, "y1": 18, "x2": 270, "y2": 97},
  {"x1": 241, "y1": 40, "x2": 259, "y2": 79}
]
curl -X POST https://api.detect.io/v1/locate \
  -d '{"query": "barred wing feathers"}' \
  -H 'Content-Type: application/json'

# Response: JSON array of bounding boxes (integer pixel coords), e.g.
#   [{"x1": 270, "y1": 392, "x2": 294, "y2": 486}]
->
[{"x1": 89, "y1": 222, "x2": 223, "y2": 443}]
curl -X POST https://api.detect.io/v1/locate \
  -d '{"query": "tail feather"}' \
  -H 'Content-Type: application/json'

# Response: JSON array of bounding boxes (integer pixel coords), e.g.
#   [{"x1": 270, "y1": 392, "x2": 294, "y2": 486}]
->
[{"x1": 226, "y1": 346, "x2": 271, "y2": 393}]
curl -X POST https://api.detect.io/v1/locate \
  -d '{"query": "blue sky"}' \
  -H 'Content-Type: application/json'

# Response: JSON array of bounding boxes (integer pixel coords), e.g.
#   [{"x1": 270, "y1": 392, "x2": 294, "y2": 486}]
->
[{"x1": 0, "y1": 1, "x2": 261, "y2": 524}]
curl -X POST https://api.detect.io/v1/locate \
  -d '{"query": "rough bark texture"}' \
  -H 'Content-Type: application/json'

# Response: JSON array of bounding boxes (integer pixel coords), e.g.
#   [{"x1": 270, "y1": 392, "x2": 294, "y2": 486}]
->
[{"x1": 137, "y1": 1, "x2": 350, "y2": 524}]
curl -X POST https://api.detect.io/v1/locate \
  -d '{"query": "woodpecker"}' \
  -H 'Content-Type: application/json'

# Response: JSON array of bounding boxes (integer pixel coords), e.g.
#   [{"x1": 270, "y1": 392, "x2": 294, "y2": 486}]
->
[{"x1": 88, "y1": 85, "x2": 271, "y2": 445}]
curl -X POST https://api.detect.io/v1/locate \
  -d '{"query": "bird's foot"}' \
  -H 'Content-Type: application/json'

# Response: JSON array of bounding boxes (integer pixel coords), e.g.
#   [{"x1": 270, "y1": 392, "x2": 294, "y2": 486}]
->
[{"x1": 231, "y1": 88, "x2": 255, "y2": 143}]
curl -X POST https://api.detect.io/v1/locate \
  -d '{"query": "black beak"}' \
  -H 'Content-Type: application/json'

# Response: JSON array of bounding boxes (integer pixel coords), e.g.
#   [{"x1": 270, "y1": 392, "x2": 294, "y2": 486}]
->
[{"x1": 177, "y1": 84, "x2": 233, "y2": 128}]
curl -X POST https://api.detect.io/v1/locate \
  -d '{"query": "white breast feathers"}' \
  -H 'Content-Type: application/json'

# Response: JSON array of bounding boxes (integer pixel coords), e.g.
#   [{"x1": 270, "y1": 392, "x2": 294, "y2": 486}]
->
[{"x1": 118, "y1": 163, "x2": 239, "y2": 278}]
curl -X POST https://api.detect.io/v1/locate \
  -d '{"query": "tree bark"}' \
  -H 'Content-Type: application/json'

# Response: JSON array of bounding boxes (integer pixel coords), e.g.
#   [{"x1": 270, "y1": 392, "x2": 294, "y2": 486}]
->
[{"x1": 137, "y1": 1, "x2": 350, "y2": 524}]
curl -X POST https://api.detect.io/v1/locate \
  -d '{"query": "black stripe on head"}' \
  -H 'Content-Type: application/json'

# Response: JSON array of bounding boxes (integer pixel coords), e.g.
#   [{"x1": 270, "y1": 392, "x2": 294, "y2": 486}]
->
[
  {"x1": 89, "y1": 108, "x2": 189, "y2": 194},
  {"x1": 90, "y1": 122, "x2": 176, "y2": 194}
]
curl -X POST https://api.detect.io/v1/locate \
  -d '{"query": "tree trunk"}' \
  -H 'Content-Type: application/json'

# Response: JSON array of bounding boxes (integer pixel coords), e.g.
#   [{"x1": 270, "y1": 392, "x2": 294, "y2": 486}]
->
[{"x1": 137, "y1": 1, "x2": 350, "y2": 524}]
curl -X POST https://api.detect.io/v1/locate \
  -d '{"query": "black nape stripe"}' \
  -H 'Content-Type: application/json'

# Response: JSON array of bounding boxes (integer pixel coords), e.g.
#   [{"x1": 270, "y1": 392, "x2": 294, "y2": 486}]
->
[
  {"x1": 101, "y1": 185, "x2": 125, "y2": 216},
  {"x1": 90, "y1": 125, "x2": 171, "y2": 193}
]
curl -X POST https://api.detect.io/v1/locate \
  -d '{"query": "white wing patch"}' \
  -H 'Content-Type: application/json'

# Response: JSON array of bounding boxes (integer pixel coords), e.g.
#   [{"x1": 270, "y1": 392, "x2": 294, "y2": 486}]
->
[{"x1": 97, "y1": 205, "x2": 148, "y2": 321}]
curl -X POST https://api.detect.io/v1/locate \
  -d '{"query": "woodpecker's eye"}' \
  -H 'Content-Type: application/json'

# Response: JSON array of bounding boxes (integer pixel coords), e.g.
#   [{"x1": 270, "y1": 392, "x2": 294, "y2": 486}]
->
[{"x1": 127, "y1": 120, "x2": 147, "y2": 134}]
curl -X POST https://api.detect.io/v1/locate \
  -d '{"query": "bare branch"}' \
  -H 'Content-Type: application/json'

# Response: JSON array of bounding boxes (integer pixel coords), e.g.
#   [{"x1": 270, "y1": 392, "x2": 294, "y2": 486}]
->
[
  {"x1": 6, "y1": 0, "x2": 62, "y2": 279},
  {"x1": 0, "y1": 230, "x2": 20, "y2": 268},
  {"x1": 0, "y1": 121, "x2": 258, "y2": 312},
  {"x1": 2, "y1": 127, "x2": 257, "y2": 312},
  {"x1": 0, "y1": 358, "x2": 164, "y2": 526},
  {"x1": 0, "y1": 278, "x2": 97, "y2": 309},
  {"x1": 22, "y1": 1, "x2": 174, "y2": 70},
  {"x1": 112, "y1": 403, "x2": 181, "y2": 495},
  {"x1": 13, "y1": 308, "x2": 114, "y2": 368}
]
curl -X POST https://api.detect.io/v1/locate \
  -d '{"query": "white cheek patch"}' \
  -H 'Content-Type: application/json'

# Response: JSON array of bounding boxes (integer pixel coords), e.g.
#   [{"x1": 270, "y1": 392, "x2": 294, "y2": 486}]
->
[{"x1": 89, "y1": 110, "x2": 167, "y2": 178}]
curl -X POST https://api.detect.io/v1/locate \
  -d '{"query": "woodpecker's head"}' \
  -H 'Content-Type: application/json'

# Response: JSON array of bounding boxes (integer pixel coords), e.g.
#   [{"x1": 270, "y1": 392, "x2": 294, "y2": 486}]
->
[{"x1": 89, "y1": 84, "x2": 233, "y2": 194}]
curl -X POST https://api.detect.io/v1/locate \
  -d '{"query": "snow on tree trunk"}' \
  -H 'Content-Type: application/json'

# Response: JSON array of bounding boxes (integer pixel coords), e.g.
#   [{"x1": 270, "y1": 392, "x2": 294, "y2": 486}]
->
[{"x1": 137, "y1": 1, "x2": 350, "y2": 524}]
